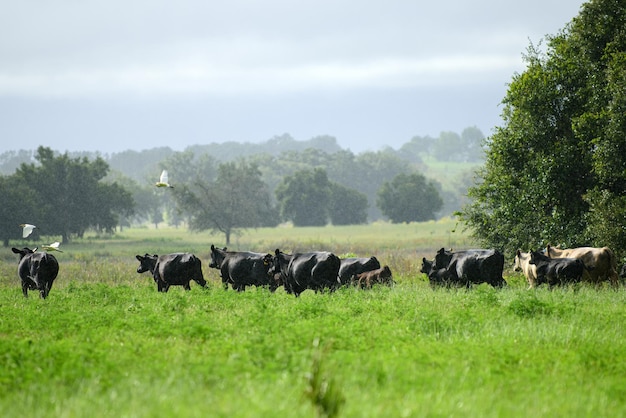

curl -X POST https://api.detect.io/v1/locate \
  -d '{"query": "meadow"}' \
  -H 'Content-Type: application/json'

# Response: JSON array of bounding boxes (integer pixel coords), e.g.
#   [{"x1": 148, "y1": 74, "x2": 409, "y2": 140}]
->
[{"x1": 1, "y1": 220, "x2": 625, "y2": 417}]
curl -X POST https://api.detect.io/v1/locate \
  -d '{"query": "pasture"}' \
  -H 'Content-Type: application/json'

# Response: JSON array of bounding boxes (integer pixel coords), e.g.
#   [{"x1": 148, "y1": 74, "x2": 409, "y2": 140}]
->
[{"x1": 1, "y1": 220, "x2": 625, "y2": 417}]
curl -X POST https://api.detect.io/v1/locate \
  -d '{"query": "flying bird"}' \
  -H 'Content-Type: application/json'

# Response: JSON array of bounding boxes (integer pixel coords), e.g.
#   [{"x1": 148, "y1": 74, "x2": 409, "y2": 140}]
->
[
  {"x1": 156, "y1": 170, "x2": 174, "y2": 188},
  {"x1": 41, "y1": 242, "x2": 63, "y2": 252},
  {"x1": 20, "y1": 223, "x2": 36, "y2": 238}
]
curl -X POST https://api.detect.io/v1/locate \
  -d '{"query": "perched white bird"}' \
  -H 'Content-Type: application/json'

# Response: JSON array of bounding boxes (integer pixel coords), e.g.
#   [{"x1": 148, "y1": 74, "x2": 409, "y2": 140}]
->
[
  {"x1": 156, "y1": 170, "x2": 174, "y2": 188},
  {"x1": 41, "y1": 242, "x2": 63, "y2": 252},
  {"x1": 20, "y1": 223, "x2": 36, "y2": 238}
]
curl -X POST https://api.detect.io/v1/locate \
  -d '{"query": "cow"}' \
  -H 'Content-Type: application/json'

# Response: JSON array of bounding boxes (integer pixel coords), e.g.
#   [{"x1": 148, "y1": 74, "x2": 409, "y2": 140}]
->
[
  {"x1": 432, "y1": 248, "x2": 506, "y2": 288},
  {"x1": 352, "y1": 265, "x2": 394, "y2": 289},
  {"x1": 546, "y1": 245, "x2": 618, "y2": 287},
  {"x1": 135, "y1": 253, "x2": 206, "y2": 292},
  {"x1": 421, "y1": 257, "x2": 455, "y2": 288},
  {"x1": 528, "y1": 250, "x2": 586, "y2": 288},
  {"x1": 270, "y1": 249, "x2": 341, "y2": 296},
  {"x1": 338, "y1": 256, "x2": 381, "y2": 285},
  {"x1": 209, "y1": 245, "x2": 274, "y2": 291},
  {"x1": 12, "y1": 247, "x2": 59, "y2": 298},
  {"x1": 514, "y1": 250, "x2": 538, "y2": 289},
  {"x1": 620, "y1": 264, "x2": 626, "y2": 282}
]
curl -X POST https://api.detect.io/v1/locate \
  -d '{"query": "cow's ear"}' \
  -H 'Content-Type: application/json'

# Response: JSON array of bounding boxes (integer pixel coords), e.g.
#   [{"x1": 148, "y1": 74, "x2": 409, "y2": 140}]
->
[
  {"x1": 136, "y1": 255, "x2": 143, "y2": 261},
  {"x1": 437, "y1": 248, "x2": 445, "y2": 254},
  {"x1": 12, "y1": 248, "x2": 21, "y2": 254},
  {"x1": 211, "y1": 244, "x2": 215, "y2": 251},
  {"x1": 275, "y1": 248, "x2": 280, "y2": 256},
  {"x1": 516, "y1": 249, "x2": 521, "y2": 256}
]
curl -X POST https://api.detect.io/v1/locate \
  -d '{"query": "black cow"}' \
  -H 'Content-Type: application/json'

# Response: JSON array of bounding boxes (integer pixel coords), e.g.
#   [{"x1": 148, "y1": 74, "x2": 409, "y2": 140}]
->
[
  {"x1": 12, "y1": 247, "x2": 59, "y2": 298},
  {"x1": 528, "y1": 250, "x2": 585, "y2": 287},
  {"x1": 432, "y1": 248, "x2": 506, "y2": 288},
  {"x1": 209, "y1": 245, "x2": 274, "y2": 291},
  {"x1": 135, "y1": 253, "x2": 206, "y2": 292},
  {"x1": 421, "y1": 257, "x2": 455, "y2": 288},
  {"x1": 338, "y1": 256, "x2": 381, "y2": 285},
  {"x1": 270, "y1": 249, "x2": 341, "y2": 296}
]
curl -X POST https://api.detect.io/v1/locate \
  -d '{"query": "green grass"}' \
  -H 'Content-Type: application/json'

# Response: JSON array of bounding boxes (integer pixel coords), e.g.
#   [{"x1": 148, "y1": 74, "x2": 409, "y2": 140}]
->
[{"x1": 1, "y1": 221, "x2": 625, "y2": 417}]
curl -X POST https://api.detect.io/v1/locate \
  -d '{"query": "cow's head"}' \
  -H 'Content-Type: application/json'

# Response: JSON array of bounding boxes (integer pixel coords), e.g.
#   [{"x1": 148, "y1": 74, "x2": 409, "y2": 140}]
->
[
  {"x1": 136, "y1": 254, "x2": 158, "y2": 274},
  {"x1": 513, "y1": 249, "x2": 525, "y2": 272},
  {"x1": 434, "y1": 248, "x2": 453, "y2": 269},
  {"x1": 420, "y1": 258, "x2": 433, "y2": 274},
  {"x1": 12, "y1": 247, "x2": 35, "y2": 260},
  {"x1": 209, "y1": 245, "x2": 227, "y2": 269}
]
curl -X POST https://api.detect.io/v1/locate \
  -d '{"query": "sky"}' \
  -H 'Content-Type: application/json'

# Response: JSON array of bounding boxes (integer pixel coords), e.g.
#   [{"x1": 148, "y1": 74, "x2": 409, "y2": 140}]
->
[{"x1": 0, "y1": 0, "x2": 587, "y2": 155}]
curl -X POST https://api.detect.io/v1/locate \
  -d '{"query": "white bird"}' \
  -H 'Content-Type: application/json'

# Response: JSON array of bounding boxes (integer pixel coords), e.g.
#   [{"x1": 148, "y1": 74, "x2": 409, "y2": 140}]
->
[
  {"x1": 41, "y1": 242, "x2": 63, "y2": 252},
  {"x1": 20, "y1": 223, "x2": 36, "y2": 238},
  {"x1": 155, "y1": 170, "x2": 174, "y2": 188}
]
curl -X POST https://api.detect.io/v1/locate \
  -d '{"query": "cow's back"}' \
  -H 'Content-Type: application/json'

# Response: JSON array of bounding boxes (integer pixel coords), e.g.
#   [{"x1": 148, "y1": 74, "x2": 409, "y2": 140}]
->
[{"x1": 157, "y1": 253, "x2": 203, "y2": 285}]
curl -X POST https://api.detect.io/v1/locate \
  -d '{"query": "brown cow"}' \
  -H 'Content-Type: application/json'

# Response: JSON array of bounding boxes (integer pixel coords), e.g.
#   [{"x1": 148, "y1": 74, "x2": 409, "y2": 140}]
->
[
  {"x1": 352, "y1": 265, "x2": 393, "y2": 289},
  {"x1": 546, "y1": 245, "x2": 618, "y2": 287}
]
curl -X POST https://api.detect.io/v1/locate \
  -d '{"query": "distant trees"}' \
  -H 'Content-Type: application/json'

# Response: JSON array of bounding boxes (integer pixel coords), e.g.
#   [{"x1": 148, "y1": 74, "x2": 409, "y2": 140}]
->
[
  {"x1": 275, "y1": 168, "x2": 368, "y2": 226},
  {"x1": 0, "y1": 146, "x2": 134, "y2": 245},
  {"x1": 377, "y1": 173, "x2": 443, "y2": 223},
  {"x1": 169, "y1": 157, "x2": 278, "y2": 244}
]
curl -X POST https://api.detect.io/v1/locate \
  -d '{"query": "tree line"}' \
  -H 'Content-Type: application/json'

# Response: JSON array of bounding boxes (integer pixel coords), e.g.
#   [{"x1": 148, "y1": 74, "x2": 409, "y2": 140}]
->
[{"x1": 1, "y1": 129, "x2": 484, "y2": 246}]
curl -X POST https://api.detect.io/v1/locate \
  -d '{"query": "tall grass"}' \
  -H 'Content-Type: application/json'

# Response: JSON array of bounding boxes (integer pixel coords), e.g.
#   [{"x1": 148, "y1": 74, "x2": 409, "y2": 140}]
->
[{"x1": 1, "y1": 221, "x2": 624, "y2": 417}]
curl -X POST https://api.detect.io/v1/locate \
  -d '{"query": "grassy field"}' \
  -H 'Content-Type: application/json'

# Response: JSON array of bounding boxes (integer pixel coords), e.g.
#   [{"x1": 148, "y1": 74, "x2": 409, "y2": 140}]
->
[{"x1": 1, "y1": 220, "x2": 625, "y2": 417}]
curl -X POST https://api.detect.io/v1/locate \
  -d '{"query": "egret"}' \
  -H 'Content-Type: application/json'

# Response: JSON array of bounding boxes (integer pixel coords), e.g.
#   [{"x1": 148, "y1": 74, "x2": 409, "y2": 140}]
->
[
  {"x1": 156, "y1": 170, "x2": 174, "y2": 188},
  {"x1": 42, "y1": 242, "x2": 63, "y2": 252},
  {"x1": 20, "y1": 223, "x2": 36, "y2": 238}
]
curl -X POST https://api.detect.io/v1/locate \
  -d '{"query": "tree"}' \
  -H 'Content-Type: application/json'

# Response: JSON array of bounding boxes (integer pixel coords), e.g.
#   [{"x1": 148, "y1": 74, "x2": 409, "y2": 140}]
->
[
  {"x1": 460, "y1": 0, "x2": 626, "y2": 256},
  {"x1": 276, "y1": 168, "x2": 331, "y2": 226},
  {"x1": 14, "y1": 147, "x2": 134, "y2": 242},
  {"x1": 329, "y1": 183, "x2": 368, "y2": 225},
  {"x1": 171, "y1": 159, "x2": 277, "y2": 245},
  {"x1": 0, "y1": 174, "x2": 38, "y2": 246},
  {"x1": 376, "y1": 173, "x2": 443, "y2": 223}
]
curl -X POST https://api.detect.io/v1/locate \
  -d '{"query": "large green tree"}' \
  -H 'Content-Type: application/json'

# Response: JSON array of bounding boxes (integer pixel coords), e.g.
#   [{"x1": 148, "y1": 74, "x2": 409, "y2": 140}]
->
[
  {"x1": 376, "y1": 173, "x2": 443, "y2": 223},
  {"x1": 460, "y1": 0, "x2": 626, "y2": 256},
  {"x1": 13, "y1": 147, "x2": 134, "y2": 242}
]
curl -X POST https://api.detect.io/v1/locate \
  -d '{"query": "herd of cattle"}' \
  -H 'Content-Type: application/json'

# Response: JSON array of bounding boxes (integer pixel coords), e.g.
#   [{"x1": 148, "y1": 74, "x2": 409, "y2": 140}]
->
[{"x1": 10, "y1": 243, "x2": 625, "y2": 298}]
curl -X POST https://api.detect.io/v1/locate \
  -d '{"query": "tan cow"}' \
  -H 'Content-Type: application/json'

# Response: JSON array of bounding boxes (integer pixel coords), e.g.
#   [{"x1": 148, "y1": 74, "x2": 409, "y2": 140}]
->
[
  {"x1": 513, "y1": 250, "x2": 538, "y2": 289},
  {"x1": 546, "y1": 245, "x2": 619, "y2": 287}
]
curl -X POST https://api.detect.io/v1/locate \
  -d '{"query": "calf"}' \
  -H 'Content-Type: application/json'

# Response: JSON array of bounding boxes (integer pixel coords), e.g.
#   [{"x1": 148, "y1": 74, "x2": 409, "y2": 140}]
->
[
  {"x1": 12, "y1": 247, "x2": 59, "y2": 298},
  {"x1": 421, "y1": 258, "x2": 456, "y2": 288},
  {"x1": 352, "y1": 266, "x2": 394, "y2": 289},
  {"x1": 528, "y1": 250, "x2": 585, "y2": 288},
  {"x1": 338, "y1": 256, "x2": 381, "y2": 286},
  {"x1": 514, "y1": 250, "x2": 538, "y2": 289},
  {"x1": 135, "y1": 253, "x2": 206, "y2": 292}
]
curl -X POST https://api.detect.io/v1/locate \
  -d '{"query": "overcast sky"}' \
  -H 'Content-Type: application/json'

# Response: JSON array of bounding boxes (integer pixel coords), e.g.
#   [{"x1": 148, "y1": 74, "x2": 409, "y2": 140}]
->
[{"x1": 0, "y1": 0, "x2": 586, "y2": 155}]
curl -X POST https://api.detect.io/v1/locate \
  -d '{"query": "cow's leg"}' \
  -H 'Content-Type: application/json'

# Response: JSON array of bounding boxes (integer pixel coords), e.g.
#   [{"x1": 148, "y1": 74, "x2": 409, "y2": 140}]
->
[{"x1": 21, "y1": 281, "x2": 29, "y2": 298}]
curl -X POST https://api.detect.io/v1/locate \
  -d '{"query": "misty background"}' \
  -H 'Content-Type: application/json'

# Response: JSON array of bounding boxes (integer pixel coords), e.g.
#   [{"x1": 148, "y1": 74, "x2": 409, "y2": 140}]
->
[{"x1": 1, "y1": 1, "x2": 585, "y2": 155}]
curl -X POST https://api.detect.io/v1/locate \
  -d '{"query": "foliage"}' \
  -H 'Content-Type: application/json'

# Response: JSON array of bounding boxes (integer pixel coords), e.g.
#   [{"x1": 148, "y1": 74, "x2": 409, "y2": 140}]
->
[
  {"x1": 276, "y1": 168, "x2": 332, "y2": 226},
  {"x1": 8, "y1": 147, "x2": 134, "y2": 243},
  {"x1": 328, "y1": 183, "x2": 368, "y2": 225},
  {"x1": 0, "y1": 174, "x2": 38, "y2": 246},
  {"x1": 460, "y1": 0, "x2": 626, "y2": 256},
  {"x1": 377, "y1": 173, "x2": 443, "y2": 223},
  {"x1": 170, "y1": 157, "x2": 278, "y2": 244}
]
